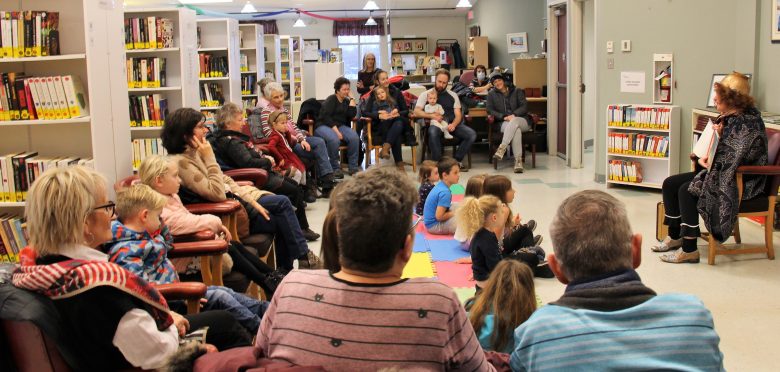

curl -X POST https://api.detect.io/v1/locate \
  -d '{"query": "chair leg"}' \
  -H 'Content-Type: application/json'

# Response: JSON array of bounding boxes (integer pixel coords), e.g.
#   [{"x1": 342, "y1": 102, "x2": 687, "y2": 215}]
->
[
  {"x1": 708, "y1": 235, "x2": 717, "y2": 265},
  {"x1": 766, "y1": 214, "x2": 775, "y2": 260},
  {"x1": 410, "y1": 145, "x2": 417, "y2": 172},
  {"x1": 468, "y1": 152, "x2": 472, "y2": 169},
  {"x1": 493, "y1": 157, "x2": 497, "y2": 170},
  {"x1": 186, "y1": 299, "x2": 201, "y2": 314},
  {"x1": 200, "y1": 256, "x2": 214, "y2": 285},
  {"x1": 733, "y1": 219, "x2": 741, "y2": 244},
  {"x1": 531, "y1": 144, "x2": 536, "y2": 168}
]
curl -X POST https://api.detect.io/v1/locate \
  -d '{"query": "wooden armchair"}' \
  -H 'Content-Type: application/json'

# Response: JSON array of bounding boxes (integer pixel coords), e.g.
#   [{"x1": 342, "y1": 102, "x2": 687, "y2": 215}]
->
[
  {"x1": 415, "y1": 112, "x2": 473, "y2": 168},
  {"x1": 487, "y1": 114, "x2": 539, "y2": 170},
  {"x1": 360, "y1": 116, "x2": 418, "y2": 171},
  {"x1": 303, "y1": 113, "x2": 356, "y2": 170},
  {"x1": 700, "y1": 128, "x2": 780, "y2": 264}
]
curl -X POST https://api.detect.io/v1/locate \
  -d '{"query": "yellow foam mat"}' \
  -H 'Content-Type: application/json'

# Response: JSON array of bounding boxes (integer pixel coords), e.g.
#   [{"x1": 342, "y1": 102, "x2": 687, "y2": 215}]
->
[{"x1": 402, "y1": 252, "x2": 436, "y2": 278}]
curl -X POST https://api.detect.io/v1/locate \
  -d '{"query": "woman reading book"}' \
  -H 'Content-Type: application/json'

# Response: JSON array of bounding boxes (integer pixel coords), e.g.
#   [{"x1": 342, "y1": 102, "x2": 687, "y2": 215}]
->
[{"x1": 654, "y1": 72, "x2": 768, "y2": 264}]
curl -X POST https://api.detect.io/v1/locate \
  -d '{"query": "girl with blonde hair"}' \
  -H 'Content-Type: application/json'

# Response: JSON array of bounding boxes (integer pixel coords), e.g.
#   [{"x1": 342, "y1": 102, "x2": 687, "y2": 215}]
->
[{"x1": 456, "y1": 195, "x2": 509, "y2": 290}]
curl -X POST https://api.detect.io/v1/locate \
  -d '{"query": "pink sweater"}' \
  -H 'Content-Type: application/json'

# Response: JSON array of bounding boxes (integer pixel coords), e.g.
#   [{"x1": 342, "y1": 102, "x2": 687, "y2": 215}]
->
[{"x1": 161, "y1": 194, "x2": 222, "y2": 235}]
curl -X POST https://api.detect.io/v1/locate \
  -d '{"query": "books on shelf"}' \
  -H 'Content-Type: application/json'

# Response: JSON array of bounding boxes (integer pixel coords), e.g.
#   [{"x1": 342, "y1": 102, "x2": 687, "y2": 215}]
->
[
  {"x1": 0, "y1": 213, "x2": 29, "y2": 263},
  {"x1": 126, "y1": 57, "x2": 167, "y2": 88},
  {"x1": 129, "y1": 94, "x2": 167, "y2": 127},
  {"x1": 242, "y1": 98, "x2": 257, "y2": 111},
  {"x1": 132, "y1": 138, "x2": 167, "y2": 169},
  {"x1": 607, "y1": 105, "x2": 671, "y2": 130},
  {"x1": 240, "y1": 53, "x2": 248, "y2": 72},
  {"x1": 198, "y1": 53, "x2": 228, "y2": 78},
  {"x1": 0, "y1": 152, "x2": 92, "y2": 202},
  {"x1": 124, "y1": 16, "x2": 174, "y2": 50},
  {"x1": 608, "y1": 160, "x2": 643, "y2": 184},
  {"x1": 0, "y1": 11, "x2": 59, "y2": 58},
  {"x1": 281, "y1": 65, "x2": 289, "y2": 80},
  {"x1": 608, "y1": 133, "x2": 670, "y2": 158},
  {"x1": 280, "y1": 46, "x2": 289, "y2": 61},
  {"x1": 199, "y1": 82, "x2": 224, "y2": 107},
  {"x1": 0, "y1": 73, "x2": 88, "y2": 121},
  {"x1": 241, "y1": 74, "x2": 256, "y2": 95}
]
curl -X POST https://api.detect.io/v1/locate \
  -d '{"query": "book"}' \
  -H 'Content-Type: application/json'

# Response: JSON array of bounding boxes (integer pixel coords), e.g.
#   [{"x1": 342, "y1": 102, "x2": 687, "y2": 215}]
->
[
  {"x1": 692, "y1": 119, "x2": 719, "y2": 170},
  {"x1": 132, "y1": 138, "x2": 168, "y2": 169},
  {"x1": 124, "y1": 17, "x2": 173, "y2": 50}
]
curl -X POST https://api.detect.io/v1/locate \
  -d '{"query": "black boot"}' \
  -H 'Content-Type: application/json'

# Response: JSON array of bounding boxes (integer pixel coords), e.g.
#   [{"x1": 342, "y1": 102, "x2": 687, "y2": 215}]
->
[
  {"x1": 403, "y1": 128, "x2": 418, "y2": 146},
  {"x1": 304, "y1": 184, "x2": 318, "y2": 203}
]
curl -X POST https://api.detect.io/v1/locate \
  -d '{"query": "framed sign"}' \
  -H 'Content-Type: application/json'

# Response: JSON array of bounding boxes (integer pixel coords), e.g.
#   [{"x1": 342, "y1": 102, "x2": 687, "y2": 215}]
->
[
  {"x1": 706, "y1": 73, "x2": 753, "y2": 108},
  {"x1": 303, "y1": 39, "x2": 320, "y2": 62},
  {"x1": 773, "y1": 0, "x2": 780, "y2": 42},
  {"x1": 506, "y1": 32, "x2": 528, "y2": 54}
]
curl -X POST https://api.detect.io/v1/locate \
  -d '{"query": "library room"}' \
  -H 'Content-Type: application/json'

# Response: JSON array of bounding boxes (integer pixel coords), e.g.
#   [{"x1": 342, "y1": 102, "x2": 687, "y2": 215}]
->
[{"x1": 1, "y1": 0, "x2": 779, "y2": 371}]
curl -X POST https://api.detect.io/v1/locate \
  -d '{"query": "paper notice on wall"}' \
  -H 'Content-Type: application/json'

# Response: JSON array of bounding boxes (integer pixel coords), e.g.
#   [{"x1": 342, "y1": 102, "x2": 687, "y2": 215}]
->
[{"x1": 620, "y1": 71, "x2": 646, "y2": 93}]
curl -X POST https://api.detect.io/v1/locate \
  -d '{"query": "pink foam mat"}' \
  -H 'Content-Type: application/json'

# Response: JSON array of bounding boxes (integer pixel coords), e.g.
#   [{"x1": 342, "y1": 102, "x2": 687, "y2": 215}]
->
[{"x1": 434, "y1": 261, "x2": 475, "y2": 288}]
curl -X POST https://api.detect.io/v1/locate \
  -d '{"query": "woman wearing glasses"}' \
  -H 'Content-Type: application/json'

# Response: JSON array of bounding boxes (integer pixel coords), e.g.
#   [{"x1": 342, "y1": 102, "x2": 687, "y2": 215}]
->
[{"x1": 11, "y1": 166, "x2": 251, "y2": 370}]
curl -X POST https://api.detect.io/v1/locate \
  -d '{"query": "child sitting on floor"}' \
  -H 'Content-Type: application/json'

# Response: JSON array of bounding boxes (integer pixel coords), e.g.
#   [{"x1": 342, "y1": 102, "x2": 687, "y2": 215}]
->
[
  {"x1": 138, "y1": 155, "x2": 285, "y2": 294},
  {"x1": 415, "y1": 160, "x2": 439, "y2": 215},
  {"x1": 424, "y1": 89, "x2": 453, "y2": 139},
  {"x1": 266, "y1": 110, "x2": 306, "y2": 185},
  {"x1": 455, "y1": 174, "x2": 488, "y2": 244},
  {"x1": 422, "y1": 157, "x2": 460, "y2": 235},
  {"x1": 106, "y1": 184, "x2": 271, "y2": 334},
  {"x1": 468, "y1": 260, "x2": 537, "y2": 354}
]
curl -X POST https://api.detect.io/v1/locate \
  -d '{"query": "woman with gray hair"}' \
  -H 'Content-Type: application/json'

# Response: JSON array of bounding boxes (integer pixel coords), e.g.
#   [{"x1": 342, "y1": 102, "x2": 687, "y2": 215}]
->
[
  {"x1": 255, "y1": 77, "x2": 275, "y2": 110},
  {"x1": 211, "y1": 102, "x2": 320, "y2": 241}
]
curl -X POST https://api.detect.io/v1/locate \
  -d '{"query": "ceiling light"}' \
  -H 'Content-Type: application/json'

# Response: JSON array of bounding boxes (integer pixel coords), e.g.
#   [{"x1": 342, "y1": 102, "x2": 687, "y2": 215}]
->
[
  {"x1": 178, "y1": 0, "x2": 233, "y2": 4},
  {"x1": 363, "y1": 1, "x2": 380, "y2": 10},
  {"x1": 365, "y1": 12, "x2": 377, "y2": 26},
  {"x1": 240, "y1": 1, "x2": 257, "y2": 13},
  {"x1": 455, "y1": 0, "x2": 472, "y2": 8},
  {"x1": 293, "y1": 12, "x2": 306, "y2": 28}
]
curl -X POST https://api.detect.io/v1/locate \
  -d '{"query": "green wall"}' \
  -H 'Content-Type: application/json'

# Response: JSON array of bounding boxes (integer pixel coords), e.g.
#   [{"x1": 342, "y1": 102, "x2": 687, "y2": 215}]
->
[{"x1": 467, "y1": 0, "x2": 546, "y2": 70}]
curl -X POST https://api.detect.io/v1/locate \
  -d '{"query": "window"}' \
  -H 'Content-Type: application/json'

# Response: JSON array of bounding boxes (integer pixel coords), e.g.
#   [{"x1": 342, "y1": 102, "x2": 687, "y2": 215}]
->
[{"x1": 338, "y1": 35, "x2": 382, "y2": 80}]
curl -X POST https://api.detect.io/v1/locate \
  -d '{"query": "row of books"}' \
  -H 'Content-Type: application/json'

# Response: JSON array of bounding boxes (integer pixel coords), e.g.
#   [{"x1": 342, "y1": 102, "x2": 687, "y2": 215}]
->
[
  {"x1": 129, "y1": 94, "x2": 168, "y2": 127},
  {"x1": 126, "y1": 57, "x2": 167, "y2": 89},
  {"x1": 0, "y1": 152, "x2": 93, "y2": 202},
  {"x1": 280, "y1": 66, "x2": 290, "y2": 81},
  {"x1": 200, "y1": 83, "x2": 225, "y2": 107},
  {"x1": 240, "y1": 53, "x2": 251, "y2": 72},
  {"x1": 608, "y1": 160, "x2": 644, "y2": 184},
  {"x1": 608, "y1": 133, "x2": 670, "y2": 158},
  {"x1": 132, "y1": 138, "x2": 168, "y2": 169},
  {"x1": 0, "y1": 73, "x2": 88, "y2": 121},
  {"x1": 0, "y1": 214, "x2": 27, "y2": 263},
  {"x1": 198, "y1": 53, "x2": 228, "y2": 78},
  {"x1": 124, "y1": 16, "x2": 174, "y2": 50},
  {"x1": 241, "y1": 74, "x2": 256, "y2": 96},
  {"x1": 242, "y1": 98, "x2": 257, "y2": 111},
  {"x1": 280, "y1": 47, "x2": 289, "y2": 61},
  {"x1": 607, "y1": 105, "x2": 672, "y2": 129},
  {"x1": 0, "y1": 11, "x2": 59, "y2": 58}
]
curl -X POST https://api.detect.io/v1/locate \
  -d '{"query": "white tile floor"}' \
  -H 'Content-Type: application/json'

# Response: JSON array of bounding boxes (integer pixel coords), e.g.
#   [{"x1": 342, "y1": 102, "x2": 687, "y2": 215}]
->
[{"x1": 302, "y1": 150, "x2": 780, "y2": 371}]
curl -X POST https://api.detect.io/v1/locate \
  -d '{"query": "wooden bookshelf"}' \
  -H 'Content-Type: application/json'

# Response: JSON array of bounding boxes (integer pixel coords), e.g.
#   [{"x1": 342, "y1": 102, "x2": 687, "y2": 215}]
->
[
  {"x1": 467, "y1": 36, "x2": 488, "y2": 69},
  {"x1": 196, "y1": 18, "x2": 241, "y2": 110},
  {"x1": 0, "y1": 0, "x2": 132, "y2": 203},
  {"x1": 239, "y1": 24, "x2": 264, "y2": 111}
]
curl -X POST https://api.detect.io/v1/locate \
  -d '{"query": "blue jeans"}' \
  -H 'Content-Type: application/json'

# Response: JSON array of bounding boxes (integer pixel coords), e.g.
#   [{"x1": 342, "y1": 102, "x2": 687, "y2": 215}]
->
[
  {"x1": 380, "y1": 118, "x2": 404, "y2": 162},
  {"x1": 293, "y1": 135, "x2": 333, "y2": 177},
  {"x1": 427, "y1": 123, "x2": 476, "y2": 162},
  {"x1": 247, "y1": 194, "x2": 309, "y2": 271},
  {"x1": 203, "y1": 286, "x2": 270, "y2": 333},
  {"x1": 314, "y1": 125, "x2": 360, "y2": 171}
]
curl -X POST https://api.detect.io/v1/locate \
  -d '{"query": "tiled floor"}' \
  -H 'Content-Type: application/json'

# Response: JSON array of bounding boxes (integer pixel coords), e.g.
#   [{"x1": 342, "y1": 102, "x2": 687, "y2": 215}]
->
[{"x1": 302, "y1": 151, "x2": 780, "y2": 371}]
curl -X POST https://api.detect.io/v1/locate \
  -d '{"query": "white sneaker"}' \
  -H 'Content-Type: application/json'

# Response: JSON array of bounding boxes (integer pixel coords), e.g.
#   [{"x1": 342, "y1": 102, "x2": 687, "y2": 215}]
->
[{"x1": 443, "y1": 130, "x2": 454, "y2": 140}]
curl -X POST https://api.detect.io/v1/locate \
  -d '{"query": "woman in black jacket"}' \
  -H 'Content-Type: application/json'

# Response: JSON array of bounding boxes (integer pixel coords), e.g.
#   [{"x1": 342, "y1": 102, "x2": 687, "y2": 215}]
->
[
  {"x1": 211, "y1": 103, "x2": 320, "y2": 241},
  {"x1": 314, "y1": 77, "x2": 361, "y2": 175},
  {"x1": 485, "y1": 73, "x2": 532, "y2": 173}
]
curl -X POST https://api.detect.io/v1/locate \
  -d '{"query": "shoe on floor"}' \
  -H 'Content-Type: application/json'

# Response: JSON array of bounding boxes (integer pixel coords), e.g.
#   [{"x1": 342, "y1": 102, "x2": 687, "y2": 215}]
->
[
  {"x1": 303, "y1": 228, "x2": 321, "y2": 242},
  {"x1": 525, "y1": 219, "x2": 537, "y2": 233},
  {"x1": 347, "y1": 167, "x2": 362, "y2": 176},
  {"x1": 652, "y1": 236, "x2": 682, "y2": 252},
  {"x1": 660, "y1": 248, "x2": 700, "y2": 264},
  {"x1": 514, "y1": 157, "x2": 524, "y2": 173},
  {"x1": 458, "y1": 162, "x2": 469, "y2": 172},
  {"x1": 333, "y1": 169, "x2": 345, "y2": 179},
  {"x1": 319, "y1": 187, "x2": 332, "y2": 199},
  {"x1": 493, "y1": 144, "x2": 508, "y2": 160},
  {"x1": 298, "y1": 250, "x2": 322, "y2": 269},
  {"x1": 396, "y1": 162, "x2": 406, "y2": 173},
  {"x1": 533, "y1": 235, "x2": 543, "y2": 246},
  {"x1": 533, "y1": 261, "x2": 555, "y2": 278},
  {"x1": 304, "y1": 187, "x2": 318, "y2": 203},
  {"x1": 379, "y1": 143, "x2": 391, "y2": 159},
  {"x1": 260, "y1": 269, "x2": 286, "y2": 295}
]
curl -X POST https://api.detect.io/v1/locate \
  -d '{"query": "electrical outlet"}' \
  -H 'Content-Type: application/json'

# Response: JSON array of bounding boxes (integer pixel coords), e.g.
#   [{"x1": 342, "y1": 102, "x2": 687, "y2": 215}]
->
[
  {"x1": 606, "y1": 41, "x2": 614, "y2": 53},
  {"x1": 621, "y1": 40, "x2": 631, "y2": 52},
  {"x1": 607, "y1": 58, "x2": 614, "y2": 69}
]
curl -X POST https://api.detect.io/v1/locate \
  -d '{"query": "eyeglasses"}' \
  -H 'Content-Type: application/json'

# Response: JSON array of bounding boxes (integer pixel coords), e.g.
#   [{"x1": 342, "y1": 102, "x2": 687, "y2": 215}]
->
[
  {"x1": 94, "y1": 201, "x2": 116, "y2": 218},
  {"x1": 409, "y1": 215, "x2": 422, "y2": 233}
]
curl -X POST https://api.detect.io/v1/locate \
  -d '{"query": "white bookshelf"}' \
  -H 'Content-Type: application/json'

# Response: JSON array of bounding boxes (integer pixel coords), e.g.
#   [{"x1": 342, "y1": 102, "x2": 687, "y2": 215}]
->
[
  {"x1": 239, "y1": 24, "x2": 264, "y2": 111},
  {"x1": 196, "y1": 18, "x2": 241, "y2": 110},
  {"x1": 123, "y1": 8, "x2": 198, "y2": 137},
  {"x1": 0, "y1": 0, "x2": 132, "y2": 207},
  {"x1": 605, "y1": 104, "x2": 680, "y2": 189},
  {"x1": 263, "y1": 34, "x2": 281, "y2": 84},
  {"x1": 279, "y1": 35, "x2": 293, "y2": 112},
  {"x1": 290, "y1": 35, "x2": 305, "y2": 121}
]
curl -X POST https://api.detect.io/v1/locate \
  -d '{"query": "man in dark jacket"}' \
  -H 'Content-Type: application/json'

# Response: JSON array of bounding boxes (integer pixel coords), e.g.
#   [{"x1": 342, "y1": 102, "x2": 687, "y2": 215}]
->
[{"x1": 486, "y1": 72, "x2": 532, "y2": 173}]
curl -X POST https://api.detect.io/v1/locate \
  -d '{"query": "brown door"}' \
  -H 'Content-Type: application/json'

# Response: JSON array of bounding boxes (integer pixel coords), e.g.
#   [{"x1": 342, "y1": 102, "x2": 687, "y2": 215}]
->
[{"x1": 556, "y1": 7, "x2": 567, "y2": 158}]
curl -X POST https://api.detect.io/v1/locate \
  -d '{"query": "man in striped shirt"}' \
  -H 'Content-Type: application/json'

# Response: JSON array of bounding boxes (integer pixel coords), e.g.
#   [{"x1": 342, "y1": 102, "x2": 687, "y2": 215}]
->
[
  {"x1": 510, "y1": 190, "x2": 724, "y2": 371},
  {"x1": 256, "y1": 167, "x2": 494, "y2": 371}
]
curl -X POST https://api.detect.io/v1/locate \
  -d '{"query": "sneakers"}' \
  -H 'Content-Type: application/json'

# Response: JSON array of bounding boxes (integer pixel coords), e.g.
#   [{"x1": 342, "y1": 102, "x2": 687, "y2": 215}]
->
[
  {"x1": 443, "y1": 130, "x2": 454, "y2": 140},
  {"x1": 260, "y1": 269, "x2": 286, "y2": 295},
  {"x1": 533, "y1": 261, "x2": 555, "y2": 278},
  {"x1": 333, "y1": 169, "x2": 345, "y2": 179},
  {"x1": 514, "y1": 157, "x2": 524, "y2": 173},
  {"x1": 652, "y1": 236, "x2": 682, "y2": 252},
  {"x1": 458, "y1": 162, "x2": 469, "y2": 172},
  {"x1": 533, "y1": 235, "x2": 543, "y2": 246},
  {"x1": 303, "y1": 186, "x2": 318, "y2": 204},
  {"x1": 660, "y1": 248, "x2": 700, "y2": 264},
  {"x1": 347, "y1": 167, "x2": 362, "y2": 176},
  {"x1": 525, "y1": 219, "x2": 537, "y2": 233},
  {"x1": 302, "y1": 228, "x2": 320, "y2": 242},
  {"x1": 493, "y1": 144, "x2": 508, "y2": 160},
  {"x1": 298, "y1": 250, "x2": 322, "y2": 269},
  {"x1": 379, "y1": 143, "x2": 391, "y2": 159}
]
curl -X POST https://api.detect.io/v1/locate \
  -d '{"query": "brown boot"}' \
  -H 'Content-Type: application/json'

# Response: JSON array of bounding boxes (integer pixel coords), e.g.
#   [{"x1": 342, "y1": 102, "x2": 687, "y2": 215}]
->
[
  {"x1": 396, "y1": 162, "x2": 406, "y2": 173},
  {"x1": 379, "y1": 143, "x2": 391, "y2": 159}
]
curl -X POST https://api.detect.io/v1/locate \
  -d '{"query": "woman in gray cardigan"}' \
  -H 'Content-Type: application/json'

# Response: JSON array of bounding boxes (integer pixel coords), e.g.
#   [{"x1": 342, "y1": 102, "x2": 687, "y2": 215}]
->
[{"x1": 486, "y1": 73, "x2": 532, "y2": 173}]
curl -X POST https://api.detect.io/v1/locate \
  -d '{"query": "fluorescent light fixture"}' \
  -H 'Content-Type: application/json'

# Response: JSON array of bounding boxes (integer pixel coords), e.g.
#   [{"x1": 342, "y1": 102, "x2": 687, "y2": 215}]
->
[
  {"x1": 293, "y1": 12, "x2": 306, "y2": 28},
  {"x1": 455, "y1": 0, "x2": 472, "y2": 8},
  {"x1": 363, "y1": 1, "x2": 380, "y2": 10},
  {"x1": 178, "y1": 0, "x2": 233, "y2": 4},
  {"x1": 365, "y1": 13, "x2": 377, "y2": 26},
  {"x1": 240, "y1": 1, "x2": 257, "y2": 13}
]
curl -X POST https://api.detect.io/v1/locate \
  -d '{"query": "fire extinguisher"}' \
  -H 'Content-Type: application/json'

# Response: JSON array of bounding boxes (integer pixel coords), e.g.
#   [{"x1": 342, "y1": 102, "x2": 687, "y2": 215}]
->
[{"x1": 658, "y1": 67, "x2": 671, "y2": 103}]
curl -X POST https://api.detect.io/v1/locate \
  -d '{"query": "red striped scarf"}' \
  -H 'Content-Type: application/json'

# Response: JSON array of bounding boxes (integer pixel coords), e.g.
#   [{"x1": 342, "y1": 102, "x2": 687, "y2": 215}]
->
[{"x1": 13, "y1": 250, "x2": 173, "y2": 331}]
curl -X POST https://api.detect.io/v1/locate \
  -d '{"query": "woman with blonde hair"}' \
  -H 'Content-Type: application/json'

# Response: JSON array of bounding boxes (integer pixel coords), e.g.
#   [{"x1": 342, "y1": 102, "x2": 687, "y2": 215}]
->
[
  {"x1": 357, "y1": 52, "x2": 378, "y2": 95},
  {"x1": 469, "y1": 260, "x2": 537, "y2": 353}
]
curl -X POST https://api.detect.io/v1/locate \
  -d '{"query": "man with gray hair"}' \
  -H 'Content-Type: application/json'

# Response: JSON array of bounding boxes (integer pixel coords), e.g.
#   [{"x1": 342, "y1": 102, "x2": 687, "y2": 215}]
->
[{"x1": 510, "y1": 190, "x2": 724, "y2": 371}]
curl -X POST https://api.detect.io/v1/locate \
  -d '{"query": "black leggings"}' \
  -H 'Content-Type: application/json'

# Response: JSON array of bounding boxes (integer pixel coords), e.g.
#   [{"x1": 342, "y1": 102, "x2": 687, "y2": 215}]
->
[
  {"x1": 227, "y1": 241, "x2": 275, "y2": 294},
  {"x1": 185, "y1": 309, "x2": 252, "y2": 350},
  {"x1": 662, "y1": 172, "x2": 700, "y2": 252},
  {"x1": 502, "y1": 225, "x2": 535, "y2": 252},
  {"x1": 265, "y1": 177, "x2": 309, "y2": 229}
]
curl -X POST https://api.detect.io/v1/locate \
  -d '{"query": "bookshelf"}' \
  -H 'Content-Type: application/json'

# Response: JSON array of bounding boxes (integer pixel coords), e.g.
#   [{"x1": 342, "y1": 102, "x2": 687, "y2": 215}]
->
[
  {"x1": 279, "y1": 35, "x2": 293, "y2": 112},
  {"x1": 0, "y1": 0, "x2": 132, "y2": 208},
  {"x1": 467, "y1": 36, "x2": 488, "y2": 69},
  {"x1": 290, "y1": 35, "x2": 305, "y2": 121},
  {"x1": 263, "y1": 34, "x2": 281, "y2": 83},
  {"x1": 196, "y1": 18, "x2": 240, "y2": 112},
  {"x1": 238, "y1": 24, "x2": 264, "y2": 112},
  {"x1": 605, "y1": 104, "x2": 680, "y2": 189},
  {"x1": 391, "y1": 37, "x2": 427, "y2": 75}
]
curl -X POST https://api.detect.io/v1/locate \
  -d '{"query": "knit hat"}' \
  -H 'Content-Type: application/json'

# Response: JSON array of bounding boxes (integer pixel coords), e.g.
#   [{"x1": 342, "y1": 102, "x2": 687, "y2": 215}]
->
[
  {"x1": 268, "y1": 110, "x2": 287, "y2": 124},
  {"x1": 488, "y1": 72, "x2": 505, "y2": 84},
  {"x1": 717, "y1": 72, "x2": 750, "y2": 97}
]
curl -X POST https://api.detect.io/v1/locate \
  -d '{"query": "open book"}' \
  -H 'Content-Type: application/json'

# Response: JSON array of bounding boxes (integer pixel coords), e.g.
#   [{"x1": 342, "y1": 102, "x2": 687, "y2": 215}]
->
[{"x1": 692, "y1": 119, "x2": 719, "y2": 170}]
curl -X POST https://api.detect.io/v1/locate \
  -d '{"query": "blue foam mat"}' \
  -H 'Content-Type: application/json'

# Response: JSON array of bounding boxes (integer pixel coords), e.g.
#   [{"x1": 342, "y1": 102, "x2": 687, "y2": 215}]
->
[
  {"x1": 413, "y1": 234, "x2": 430, "y2": 252},
  {"x1": 427, "y1": 239, "x2": 470, "y2": 261}
]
